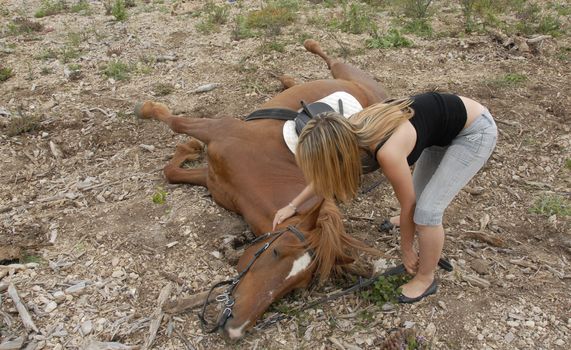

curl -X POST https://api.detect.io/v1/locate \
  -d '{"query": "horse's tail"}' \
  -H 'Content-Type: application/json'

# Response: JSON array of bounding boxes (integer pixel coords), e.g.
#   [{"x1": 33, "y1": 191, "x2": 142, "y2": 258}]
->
[{"x1": 306, "y1": 199, "x2": 380, "y2": 282}]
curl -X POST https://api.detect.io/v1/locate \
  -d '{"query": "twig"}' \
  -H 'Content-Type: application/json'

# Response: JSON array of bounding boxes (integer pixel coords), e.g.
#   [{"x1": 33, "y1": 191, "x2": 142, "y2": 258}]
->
[
  {"x1": 163, "y1": 291, "x2": 215, "y2": 314},
  {"x1": 7, "y1": 284, "x2": 39, "y2": 333},
  {"x1": 144, "y1": 283, "x2": 173, "y2": 350},
  {"x1": 160, "y1": 271, "x2": 185, "y2": 286},
  {"x1": 174, "y1": 327, "x2": 197, "y2": 350}
]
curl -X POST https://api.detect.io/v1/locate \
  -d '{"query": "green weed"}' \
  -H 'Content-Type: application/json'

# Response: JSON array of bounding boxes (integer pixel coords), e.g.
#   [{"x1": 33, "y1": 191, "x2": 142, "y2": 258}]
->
[
  {"x1": 565, "y1": 158, "x2": 571, "y2": 170},
  {"x1": 487, "y1": 73, "x2": 527, "y2": 87},
  {"x1": 336, "y1": 2, "x2": 377, "y2": 34},
  {"x1": 111, "y1": 0, "x2": 128, "y2": 21},
  {"x1": 153, "y1": 82, "x2": 175, "y2": 96},
  {"x1": 258, "y1": 40, "x2": 286, "y2": 53},
  {"x1": 461, "y1": 0, "x2": 502, "y2": 33},
  {"x1": 21, "y1": 254, "x2": 43, "y2": 264},
  {"x1": 196, "y1": 1, "x2": 229, "y2": 34},
  {"x1": 366, "y1": 28, "x2": 413, "y2": 49},
  {"x1": 103, "y1": 60, "x2": 131, "y2": 80},
  {"x1": 40, "y1": 67, "x2": 53, "y2": 75},
  {"x1": 35, "y1": 48, "x2": 59, "y2": 61},
  {"x1": 0, "y1": 66, "x2": 13, "y2": 82},
  {"x1": 245, "y1": 0, "x2": 299, "y2": 34},
  {"x1": 232, "y1": 15, "x2": 255, "y2": 40},
  {"x1": 516, "y1": 3, "x2": 563, "y2": 37},
  {"x1": 152, "y1": 188, "x2": 168, "y2": 204},
  {"x1": 531, "y1": 195, "x2": 570, "y2": 217},
  {"x1": 395, "y1": 0, "x2": 433, "y2": 19},
  {"x1": 6, "y1": 114, "x2": 43, "y2": 136},
  {"x1": 361, "y1": 273, "x2": 411, "y2": 305},
  {"x1": 7, "y1": 18, "x2": 44, "y2": 35},
  {"x1": 403, "y1": 18, "x2": 433, "y2": 37},
  {"x1": 35, "y1": 0, "x2": 68, "y2": 18},
  {"x1": 71, "y1": 0, "x2": 91, "y2": 14}
]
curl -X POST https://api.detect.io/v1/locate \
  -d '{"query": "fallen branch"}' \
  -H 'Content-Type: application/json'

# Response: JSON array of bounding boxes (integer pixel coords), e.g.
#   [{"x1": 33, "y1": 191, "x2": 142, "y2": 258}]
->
[
  {"x1": 144, "y1": 283, "x2": 172, "y2": 350},
  {"x1": 462, "y1": 274, "x2": 491, "y2": 288},
  {"x1": 462, "y1": 230, "x2": 506, "y2": 247},
  {"x1": 7, "y1": 284, "x2": 39, "y2": 333}
]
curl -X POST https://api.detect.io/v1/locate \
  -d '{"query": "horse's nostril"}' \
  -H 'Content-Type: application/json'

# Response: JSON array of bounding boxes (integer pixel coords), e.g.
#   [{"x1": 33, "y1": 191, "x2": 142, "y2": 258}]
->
[{"x1": 273, "y1": 248, "x2": 279, "y2": 257}]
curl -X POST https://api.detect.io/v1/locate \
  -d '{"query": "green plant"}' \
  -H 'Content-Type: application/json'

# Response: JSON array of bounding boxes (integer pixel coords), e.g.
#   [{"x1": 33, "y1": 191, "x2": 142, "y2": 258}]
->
[
  {"x1": 361, "y1": 274, "x2": 411, "y2": 305},
  {"x1": 7, "y1": 18, "x2": 44, "y2": 35},
  {"x1": 71, "y1": 0, "x2": 91, "y2": 14},
  {"x1": 232, "y1": 15, "x2": 255, "y2": 40},
  {"x1": 196, "y1": 2, "x2": 229, "y2": 34},
  {"x1": 245, "y1": 0, "x2": 299, "y2": 33},
  {"x1": 36, "y1": 48, "x2": 59, "y2": 61},
  {"x1": 40, "y1": 67, "x2": 53, "y2": 75},
  {"x1": 566, "y1": 158, "x2": 571, "y2": 170},
  {"x1": 531, "y1": 195, "x2": 570, "y2": 217},
  {"x1": 336, "y1": 2, "x2": 376, "y2": 34},
  {"x1": 258, "y1": 40, "x2": 286, "y2": 53},
  {"x1": 35, "y1": 0, "x2": 68, "y2": 18},
  {"x1": 461, "y1": 0, "x2": 502, "y2": 33},
  {"x1": 395, "y1": 0, "x2": 433, "y2": 19},
  {"x1": 6, "y1": 114, "x2": 43, "y2": 136},
  {"x1": 103, "y1": 60, "x2": 131, "y2": 80},
  {"x1": 366, "y1": 28, "x2": 413, "y2": 49},
  {"x1": 111, "y1": 0, "x2": 128, "y2": 21},
  {"x1": 487, "y1": 72, "x2": 527, "y2": 87},
  {"x1": 21, "y1": 254, "x2": 43, "y2": 264},
  {"x1": 403, "y1": 18, "x2": 433, "y2": 37},
  {"x1": 0, "y1": 66, "x2": 13, "y2": 82},
  {"x1": 515, "y1": 3, "x2": 563, "y2": 37},
  {"x1": 153, "y1": 82, "x2": 175, "y2": 96},
  {"x1": 152, "y1": 188, "x2": 168, "y2": 204}
]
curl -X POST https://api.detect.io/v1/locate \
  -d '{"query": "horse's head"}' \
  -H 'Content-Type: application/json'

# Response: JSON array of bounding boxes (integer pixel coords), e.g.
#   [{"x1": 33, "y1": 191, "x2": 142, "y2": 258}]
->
[{"x1": 217, "y1": 199, "x2": 376, "y2": 339}]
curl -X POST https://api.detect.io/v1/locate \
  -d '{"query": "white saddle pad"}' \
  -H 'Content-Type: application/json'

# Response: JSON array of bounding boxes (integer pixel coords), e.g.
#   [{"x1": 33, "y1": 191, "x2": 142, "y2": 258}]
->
[{"x1": 283, "y1": 91, "x2": 363, "y2": 154}]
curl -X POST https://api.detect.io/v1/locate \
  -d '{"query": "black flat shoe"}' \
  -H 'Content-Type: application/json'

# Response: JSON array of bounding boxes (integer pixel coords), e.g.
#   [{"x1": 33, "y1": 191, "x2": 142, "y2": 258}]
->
[
  {"x1": 398, "y1": 279, "x2": 438, "y2": 304},
  {"x1": 379, "y1": 219, "x2": 398, "y2": 232}
]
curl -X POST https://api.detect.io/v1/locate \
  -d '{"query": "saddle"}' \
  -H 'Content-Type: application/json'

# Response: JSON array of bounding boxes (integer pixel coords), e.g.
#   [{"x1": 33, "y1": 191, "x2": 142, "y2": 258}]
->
[{"x1": 244, "y1": 98, "x2": 379, "y2": 174}]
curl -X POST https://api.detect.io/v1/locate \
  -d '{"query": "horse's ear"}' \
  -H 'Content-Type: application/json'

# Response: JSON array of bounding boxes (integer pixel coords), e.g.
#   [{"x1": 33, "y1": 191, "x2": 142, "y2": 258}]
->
[{"x1": 335, "y1": 255, "x2": 354, "y2": 265}]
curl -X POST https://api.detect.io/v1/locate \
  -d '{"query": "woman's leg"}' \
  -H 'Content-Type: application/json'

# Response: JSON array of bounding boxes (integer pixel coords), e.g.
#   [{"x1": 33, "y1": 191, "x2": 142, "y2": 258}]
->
[{"x1": 401, "y1": 111, "x2": 497, "y2": 299}]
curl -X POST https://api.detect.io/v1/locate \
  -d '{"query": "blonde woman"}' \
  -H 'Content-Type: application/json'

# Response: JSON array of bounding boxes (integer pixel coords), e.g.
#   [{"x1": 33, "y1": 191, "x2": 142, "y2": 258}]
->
[{"x1": 272, "y1": 92, "x2": 497, "y2": 303}]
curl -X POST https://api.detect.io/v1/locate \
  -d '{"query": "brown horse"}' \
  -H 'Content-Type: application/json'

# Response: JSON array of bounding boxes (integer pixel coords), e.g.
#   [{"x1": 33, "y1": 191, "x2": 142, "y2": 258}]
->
[{"x1": 135, "y1": 40, "x2": 388, "y2": 339}]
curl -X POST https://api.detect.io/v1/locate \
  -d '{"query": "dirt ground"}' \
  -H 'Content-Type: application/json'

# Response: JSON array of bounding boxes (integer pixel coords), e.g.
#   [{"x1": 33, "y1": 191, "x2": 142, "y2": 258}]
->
[{"x1": 1, "y1": 1, "x2": 570, "y2": 349}]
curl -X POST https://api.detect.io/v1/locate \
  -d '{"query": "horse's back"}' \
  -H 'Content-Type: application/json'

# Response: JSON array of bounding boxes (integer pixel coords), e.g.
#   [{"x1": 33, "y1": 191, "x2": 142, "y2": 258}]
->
[{"x1": 259, "y1": 79, "x2": 375, "y2": 111}]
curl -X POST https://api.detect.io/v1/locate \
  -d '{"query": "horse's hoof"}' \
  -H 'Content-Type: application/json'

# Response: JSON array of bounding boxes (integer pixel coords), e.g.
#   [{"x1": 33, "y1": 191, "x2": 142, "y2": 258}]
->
[
  {"x1": 303, "y1": 39, "x2": 320, "y2": 53},
  {"x1": 134, "y1": 101, "x2": 149, "y2": 119}
]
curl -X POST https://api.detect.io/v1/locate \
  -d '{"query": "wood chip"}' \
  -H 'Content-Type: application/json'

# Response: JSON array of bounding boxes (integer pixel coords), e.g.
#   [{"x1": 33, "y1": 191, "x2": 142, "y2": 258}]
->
[
  {"x1": 7, "y1": 284, "x2": 39, "y2": 333},
  {"x1": 0, "y1": 336, "x2": 25, "y2": 350},
  {"x1": 162, "y1": 291, "x2": 215, "y2": 314},
  {"x1": 144, "y1": 283, "x2": 172, "y2": 350},
  {"x1": 462, "y1": 274, "x2": 491, "y2": 288},
  {"x1": 82, "y1": 339, "x2": 137, "y2": 350}
]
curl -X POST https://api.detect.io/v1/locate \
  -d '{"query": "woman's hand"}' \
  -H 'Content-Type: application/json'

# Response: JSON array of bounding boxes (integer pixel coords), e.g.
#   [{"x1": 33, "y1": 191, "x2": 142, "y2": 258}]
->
[
  {"x1": 272, "y1": 205, "x2": 296, "y2": 230},
  {"x1": 401, "y1": 247, "x2": 419, "y2": 275}
]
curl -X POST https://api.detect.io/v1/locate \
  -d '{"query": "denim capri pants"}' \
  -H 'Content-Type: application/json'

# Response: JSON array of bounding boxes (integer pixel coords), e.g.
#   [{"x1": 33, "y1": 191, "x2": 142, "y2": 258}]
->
[{"x1": 412, "y1": 109, "x2": 498, "y2": 226}]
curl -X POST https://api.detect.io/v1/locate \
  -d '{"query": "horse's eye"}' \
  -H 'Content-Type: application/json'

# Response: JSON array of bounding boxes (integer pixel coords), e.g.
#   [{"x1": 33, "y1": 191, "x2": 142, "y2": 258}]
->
[{"x1": 272, "y1": 248, "x2": 279, "y2": 257}]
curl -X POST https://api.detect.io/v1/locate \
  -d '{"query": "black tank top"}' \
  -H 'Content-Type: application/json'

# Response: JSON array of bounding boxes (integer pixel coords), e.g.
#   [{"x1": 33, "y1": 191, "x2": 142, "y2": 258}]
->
[{"x1": 375, "y1": 92, "x2": 467, "y2": 166}]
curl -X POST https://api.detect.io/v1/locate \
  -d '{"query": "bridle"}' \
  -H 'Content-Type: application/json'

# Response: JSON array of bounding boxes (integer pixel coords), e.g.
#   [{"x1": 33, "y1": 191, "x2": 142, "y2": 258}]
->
[{"x1": 199, "y1": 225, "x2": 310, "y2": 333}]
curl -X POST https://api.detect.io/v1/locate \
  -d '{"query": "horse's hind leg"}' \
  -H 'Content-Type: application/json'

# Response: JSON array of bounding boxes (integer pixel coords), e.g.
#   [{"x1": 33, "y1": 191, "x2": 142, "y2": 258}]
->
[
  {"x1": 163, "y1": 139, "x2": 208, "y2": 186},
  {"x1": 304, "y1": 39, "x2": 388, "y2": 103},
  {"x1": 134, "y1": 101, "x2": 215, "y2": 144}
]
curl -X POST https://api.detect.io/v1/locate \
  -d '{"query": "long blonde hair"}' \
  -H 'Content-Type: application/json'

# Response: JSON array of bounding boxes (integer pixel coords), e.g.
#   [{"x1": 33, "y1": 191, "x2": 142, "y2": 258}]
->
[{"x1": 296, "y1": 99, "x2": 413, "y2": 202}]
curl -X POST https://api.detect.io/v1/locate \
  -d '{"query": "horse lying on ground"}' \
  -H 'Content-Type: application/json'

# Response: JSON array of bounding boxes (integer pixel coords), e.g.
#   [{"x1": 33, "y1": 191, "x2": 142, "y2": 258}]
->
[{"x1": 135, "y1": 39, "x2": 388, "y2": 339}]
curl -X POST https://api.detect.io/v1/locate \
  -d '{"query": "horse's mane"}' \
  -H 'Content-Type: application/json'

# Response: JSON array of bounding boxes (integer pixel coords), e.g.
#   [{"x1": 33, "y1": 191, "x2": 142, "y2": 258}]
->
[{"x1": 305, "y1": 198, "x2": 379, "y2": 282}]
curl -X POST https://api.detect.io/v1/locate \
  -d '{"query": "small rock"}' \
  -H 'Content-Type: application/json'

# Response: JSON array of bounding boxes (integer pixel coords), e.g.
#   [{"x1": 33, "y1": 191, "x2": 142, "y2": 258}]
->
[
  {"x1": 44, "y1": 300, "x2": 58, "y2": 313},
  {"x1": 470, "y1": 259, "x2": 490, "y2": 275},
  {"x1": 81, "y1": 320, "x2": 93, "y2": 336},
  {"x1": 504, "y1": 332, "x2": 515, "y2": 343},
  {"x1": 65, "y1": 282, "x2": 86, "y2": 295},
  {"x1": 139, "y1": 144, "x2": 155, "y2": 152},
  {"x1": 555, "y1": 339, "x2": 564, "y2": 346},
  {"x1": 210, "y1": 251, "x2": 222, "y2": 259},
  {"x1": 425, "y1": 322, "x2": 437, "y2": 337},
  {"x1": 381, "y1": 302, "x2": 395, "y2": 311},
  {"x1": 111, "y1": 269, "x2": 124, "y2": 278},
  {"x1": 507, "y1": 320, "x2": 520, "y2": 327},
  {"x1": 53, "y1": 291, "x2": 65, "y2": 303},
  {"x1": 477, "y1": 334, "x2": 484, "y2": 341},
  {"x1": 437, "y1": 300, "x2": 447, "y2": 310},
  {"x1": 505, "y1": 274, "x2": 516, "y2": 280},
  {"x1": 524, "y1": 320, "x2": 535, "y2": 328},
  {"x1": 111, "y1": 257, "x2": 120, "y2": 267},
  {"x1": 403, "y1": 321, "x2": 415, "y2": 329}
]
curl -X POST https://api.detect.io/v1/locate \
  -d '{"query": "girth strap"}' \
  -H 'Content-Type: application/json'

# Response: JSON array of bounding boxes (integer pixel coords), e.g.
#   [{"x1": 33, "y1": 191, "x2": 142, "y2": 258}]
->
[{"x1": 244, "y1": 108, "x2": 298, "y2": 121}]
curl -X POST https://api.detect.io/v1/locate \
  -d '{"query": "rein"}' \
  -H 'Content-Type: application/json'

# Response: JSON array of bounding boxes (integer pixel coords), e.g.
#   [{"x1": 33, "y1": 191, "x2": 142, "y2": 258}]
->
[{"x1": 198, "y1": 225, "x2": 309, "y2": 333}]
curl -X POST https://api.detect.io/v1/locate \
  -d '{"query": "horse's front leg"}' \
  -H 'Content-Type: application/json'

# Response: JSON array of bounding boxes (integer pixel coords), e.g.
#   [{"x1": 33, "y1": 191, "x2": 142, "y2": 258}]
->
[{"x1": 134, "y1": 101, "x2": 216, "y2": 144}]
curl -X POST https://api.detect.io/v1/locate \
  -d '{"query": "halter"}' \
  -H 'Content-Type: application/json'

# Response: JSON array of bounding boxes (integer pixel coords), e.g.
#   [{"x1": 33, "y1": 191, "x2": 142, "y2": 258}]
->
[{"x1": 199, "y1": 225, "x2": 309, "y2": 333}]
